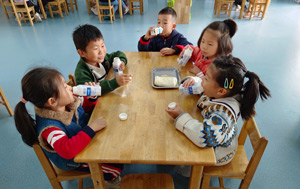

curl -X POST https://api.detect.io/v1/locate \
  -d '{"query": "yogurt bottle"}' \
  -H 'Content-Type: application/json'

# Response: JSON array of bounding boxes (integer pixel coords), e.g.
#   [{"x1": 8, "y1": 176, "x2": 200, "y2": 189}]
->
[
  {"x1": 73, "y1": 85, "x2": 101, "y2": 96},
  {"x1": 113, "y1": 57, "x2": 123, "y2": 76},
  {"x1": 179, "y1": 78, "x2": 203, "y2": 95},
  {"x1": 178, "y1": 47, "x2": 193, "y2": 66},
  {"x1": 150, "y1": 27, "x2": 163, "y2": 35}
]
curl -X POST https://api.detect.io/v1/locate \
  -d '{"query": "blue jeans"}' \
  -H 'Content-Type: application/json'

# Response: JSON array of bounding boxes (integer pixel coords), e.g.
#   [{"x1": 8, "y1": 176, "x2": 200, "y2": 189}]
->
[{"x1": 99, "y1": 0, "x2": 119, "y2": 13}]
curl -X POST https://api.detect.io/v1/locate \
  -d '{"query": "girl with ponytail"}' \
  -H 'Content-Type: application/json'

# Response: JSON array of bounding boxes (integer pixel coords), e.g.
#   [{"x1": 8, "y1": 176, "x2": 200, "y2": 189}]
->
[{"x1": 166, "y1": 55, "x2": 270, "y2": 176}]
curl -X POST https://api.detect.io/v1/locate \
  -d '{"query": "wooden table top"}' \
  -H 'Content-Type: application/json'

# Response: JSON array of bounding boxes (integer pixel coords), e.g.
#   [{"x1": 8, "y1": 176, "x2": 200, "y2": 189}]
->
[{"x1": 74, "y1": 51, "x2": 216, "y2": 166}]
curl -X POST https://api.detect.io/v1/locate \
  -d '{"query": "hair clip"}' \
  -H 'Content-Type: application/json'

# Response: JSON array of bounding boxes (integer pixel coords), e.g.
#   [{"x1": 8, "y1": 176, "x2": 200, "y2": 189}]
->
[
  {"x1": 224, "y1": 78, "x2": 229, "y2": 89},
  {"x1": 229, "y1": 79, "x2": 234, "y2": 89}
]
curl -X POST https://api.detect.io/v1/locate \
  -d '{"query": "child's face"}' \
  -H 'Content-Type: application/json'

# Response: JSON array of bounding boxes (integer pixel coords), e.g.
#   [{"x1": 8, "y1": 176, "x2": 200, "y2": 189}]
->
[
  {"x1": 200, "y1": 29, "x2": 219, "y2": 59},
  {"x1": 157, "y1": 14, "x2": 176, "y2": 37},
  {"x1": 56, "y1": 76, "x2": 75, "y2": 110},
  {"x1": 202, "y1": 64, "x2": 223, "y2": 98},
  {"x1": 78, "y1": 38, "x2": 106, "y2": 65}
]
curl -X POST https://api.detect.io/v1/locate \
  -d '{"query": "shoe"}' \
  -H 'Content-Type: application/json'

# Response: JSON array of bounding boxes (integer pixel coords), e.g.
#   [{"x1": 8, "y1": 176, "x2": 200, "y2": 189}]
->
[
  {"x1": 17, "y1": 13, "x2": 22, "y2": 18},
  {"x1": 105, "y1": 176, "x2": 121, "y2": 189},
  {"x1": 243, "y1": 11, "x2": 253, "y2": 18},
  {"x1": 124, "y1": 5, "x2": 129, "y2": 15},
  {"x1": 91, "y1": 6, "x2": 98, "y2": 15},
  {"x1": 34, "y1": 12, "x2": 42, "y2": 22},
  {"x1": 174, "y1": 165, "x2": 191, "y2": 177},
  {"x1": 235, "y1": 5, "x2": 241, "y2": 11}
]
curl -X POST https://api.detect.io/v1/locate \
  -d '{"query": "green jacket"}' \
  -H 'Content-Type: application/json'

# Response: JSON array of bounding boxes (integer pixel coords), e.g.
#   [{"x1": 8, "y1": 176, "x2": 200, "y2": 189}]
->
[{"x1": 75, "y1": 51, "x2": 127, "y2": 95}]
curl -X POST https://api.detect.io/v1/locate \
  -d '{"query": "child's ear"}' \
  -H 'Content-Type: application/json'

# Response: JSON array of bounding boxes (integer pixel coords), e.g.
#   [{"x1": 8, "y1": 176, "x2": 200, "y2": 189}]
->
[
  {"x1": 45, "y1": 97, "x2": 58, "y2": 109},
  {"x1": 217, "y1": 88, "x2": 228, "y2": 96},
  {"x1": 172, "y1": 23, "x2": 176, "y2": 30},
  {"x1": 77, "y1": 49, "x2": 85, "y2": 58}
]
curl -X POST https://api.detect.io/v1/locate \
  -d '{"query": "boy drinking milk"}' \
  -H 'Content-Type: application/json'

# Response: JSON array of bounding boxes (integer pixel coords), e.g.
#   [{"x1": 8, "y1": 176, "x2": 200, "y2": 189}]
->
[
  {"x1": 73, "y1": 24, "x2": 132, "y2": 96},
  {"x1": 138, "y1": 7, "x2": 192, "y2": 56}
]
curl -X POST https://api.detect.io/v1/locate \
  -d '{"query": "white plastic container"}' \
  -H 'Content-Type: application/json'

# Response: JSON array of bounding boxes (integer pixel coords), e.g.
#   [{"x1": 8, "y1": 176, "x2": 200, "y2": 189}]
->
[
  {"x1": 113, "y1": 57, "x2": 123, "y2": 77},
  {"x1": 73, "y1": 85, "x2": 101, "y2": 96},
  {"x1": 150, "y1": 27, "x2": 163, "y2": 35},
  {"x1": 179, "y1": 78, "x2": 203, "y2": 95},
  {"x1": 178, "y1": 47, "x2": 193, "y2": 66}
]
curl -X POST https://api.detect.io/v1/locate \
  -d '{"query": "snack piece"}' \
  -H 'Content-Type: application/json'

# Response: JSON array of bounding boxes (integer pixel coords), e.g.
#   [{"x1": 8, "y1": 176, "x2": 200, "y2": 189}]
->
[{"x1": 154, "y1": 76, "x2": 177, "y2": 87}]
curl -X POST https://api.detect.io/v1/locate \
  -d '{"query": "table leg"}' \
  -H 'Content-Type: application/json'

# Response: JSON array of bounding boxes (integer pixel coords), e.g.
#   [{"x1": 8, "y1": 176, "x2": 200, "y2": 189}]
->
[
  {"x1": 119, "y1": 0, "x2": 123, "y2": 19},
  {"x1": 88, "y1": 163, "x2": 106, "y2": 189},
  {"x1": 37, "y1": 0, "x2": 47, "y2": 19},
  {"x1": 189, "y1": 165, "x2": 203, "y2": 189},
  {"x1": 239, "y1": 0, "x2": 246, "y2": 19}
]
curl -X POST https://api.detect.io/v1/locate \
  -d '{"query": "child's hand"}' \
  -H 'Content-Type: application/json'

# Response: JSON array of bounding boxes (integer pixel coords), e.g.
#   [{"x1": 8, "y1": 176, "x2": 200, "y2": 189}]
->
[
  {"x1": 182, "y1": 78, "x2": 195, "y2": 88},
  {"x1": 116, "y1": 74, "x2": 133, "y2": 86},
  {"x1": 165, "y1": 103, "x2": 184, "y2": 119},
  {"x1": 144, "y1": 26, "x2": 157, "y2": 40},
  {"x1": 160, "y1": 48, "x2": 176, "y2": 56},
  {"x1": 89, "y1": 117, "x2": 106, "y2": 132},
  {"x1": 189, "y1": 65, "x2": 201, "y2": 74},
  {"x1": 119, "y1": 61, "x2": 125, "y2": 71}
]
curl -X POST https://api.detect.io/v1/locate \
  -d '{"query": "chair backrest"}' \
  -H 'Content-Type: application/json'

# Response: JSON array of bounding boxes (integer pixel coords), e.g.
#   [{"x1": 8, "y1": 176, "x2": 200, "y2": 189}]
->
[
  {"x1": 67, "y1": 74, "x2": 76, "y2": 87},
  {"x1": 10, "y1": 0, "x2": 35, "y2": 26},
  {"x1": 238, "y1": 117, "x2": 268, "y2": 187}
]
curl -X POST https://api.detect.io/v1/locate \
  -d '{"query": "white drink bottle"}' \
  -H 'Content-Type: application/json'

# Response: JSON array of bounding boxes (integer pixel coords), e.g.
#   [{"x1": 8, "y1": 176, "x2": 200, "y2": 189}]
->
[
  {"x1": 179, "y1": 78, "x2": 203, "y2": 95},
  {"x1": 150, "y1": 27, "x2": 163, "y2": 35},
  {"x1": 73, "y1": 85, "x2": 101, "y2": 96},
  {"x1": 178, "y1": 47, "x2": 193, "y2": 66},
  {"x1": 113, "y1": 57, "x2": 123, "y2": 77}
]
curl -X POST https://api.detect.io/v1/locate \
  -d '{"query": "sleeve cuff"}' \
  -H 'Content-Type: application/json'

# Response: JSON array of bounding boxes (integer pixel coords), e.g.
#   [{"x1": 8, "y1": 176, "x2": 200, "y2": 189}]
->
[
  {"x1": 174, "y1": 112, "x2": 193, "y2": 132},
  {"x1": 139, "y1": 35, "x2": 150, "y2": 45},
  {"x1": 82, "y1": 126, "x2": 96, "y2": 138},
  {"x1": 174, "y1": 45, "x2": 184, "y2": 54}
]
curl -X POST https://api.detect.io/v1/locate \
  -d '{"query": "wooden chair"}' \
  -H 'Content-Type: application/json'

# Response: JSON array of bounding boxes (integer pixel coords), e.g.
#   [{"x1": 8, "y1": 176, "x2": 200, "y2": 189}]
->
[
  {"x1": 85, "y1": 0, "x2": 93, "y2": 14},
  {"x1": 48, "y1": 0, "x2": 69, "y2": 19},
  {"x1": 32, "y1": 143, "x2": 92, "y2": 189},
  {"x1": 0, "y1": 87, "x2": 13, "y2": 116},
  {"x1": 248, "y1": 0, "x2": 271, "y2": 20},
  {"x1": 10, "y1": 0, "x2": 36, "y2": 26},
  {"x1": 65, "y1": 0, "x2": 78, "y2": 13},
  {"x1": 95, "y1": 0, "x2": 115, "y2": 24},
  {"x1": 129, "y1": 0, "x2": 143, "y2": 15},
  {"x1": 214, "y1": 0, "x2": 235, "y2": 18},
  {"x1": 120, "y1": 173, "x2": 174, "y2": 189},
  {"x1": 0, "y1": 0, "x2": 14, "y2": 19},
  {"x1": 67, "y1": 73, "x2": 76, "y2": 87},
  {"x1": 201, "y1": 117, "x2": 268, "y2": 189}
]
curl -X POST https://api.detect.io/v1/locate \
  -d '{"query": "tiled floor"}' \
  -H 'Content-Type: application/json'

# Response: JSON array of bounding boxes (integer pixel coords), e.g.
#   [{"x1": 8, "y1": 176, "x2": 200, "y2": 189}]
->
[{"x1": 0, "y1": 0, "x2": 300, "y2": 188}]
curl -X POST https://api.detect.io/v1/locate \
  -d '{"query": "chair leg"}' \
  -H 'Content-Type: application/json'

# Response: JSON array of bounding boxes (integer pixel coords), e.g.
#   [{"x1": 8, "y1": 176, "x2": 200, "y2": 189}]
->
[
  {"x1": 140, "y1": 0, "x2": 143, "y2": 14},
  {"x1": 129, "y1": 1, "x2": 133, "y2": 15},
  {"x1": 109, "y1": 7, "x2": 112, "y2": 23},
  {"x1": 48, "y1": 4, "x2": 54, "y2": 18},
  {"x1": 228, "y1": 2, "x2": 233, "y2": 17},
  {"x1": 64, "y1": 2, "x2": 69, "y2": 15},
  {"x1": 201, "y1": 175, "x2": 211, "y2": 189},
  {"x1": 0, "y1": 87, "x2": 14, "y2": 116},
  {"x1": 75, "y1": 0, "x2": 78, "y2": 10},
  {"x1": 218, "y1": 177, "x2": 225, "y2": 188},
  {"x1": 217, "y1": 3, "x2": 221, "y2": 17},
  {"x1": 78, "y1": 178, "x2": 83, "y2": 189},
  {"x1": 70, "y1": 0, "x2": 74, "y2": 12},
  {"x1": 86, "y1": 0, "x2": 91, "y2": 14},
  {"x1": 58, "y1": 5, "x2": 63, "y2": 18}
]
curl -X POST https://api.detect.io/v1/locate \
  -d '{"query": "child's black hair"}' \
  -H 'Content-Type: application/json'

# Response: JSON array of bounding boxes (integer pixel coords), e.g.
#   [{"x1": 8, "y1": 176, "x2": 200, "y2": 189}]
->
[
  {"x1": 14, "y1": 67, "x2": 62, "y2": 147},
  {"x1": 72, "y1": 24, "x2": 103, "y2": 51},
  {"x1": 197, "y1": 19, "x2": 238, "y2": 57},
  {"x1": 158, "y1": 7, "x2": 177, "y2": 22},
  {"x1": 212, "y1": 55, "x2": 271, "y2": 120}
]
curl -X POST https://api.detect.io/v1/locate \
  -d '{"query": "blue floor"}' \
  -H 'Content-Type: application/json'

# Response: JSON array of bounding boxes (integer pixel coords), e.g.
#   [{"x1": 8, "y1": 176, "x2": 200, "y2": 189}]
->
[{"x1": 1, "y1": 0, "x2": 300, "y2": 188}]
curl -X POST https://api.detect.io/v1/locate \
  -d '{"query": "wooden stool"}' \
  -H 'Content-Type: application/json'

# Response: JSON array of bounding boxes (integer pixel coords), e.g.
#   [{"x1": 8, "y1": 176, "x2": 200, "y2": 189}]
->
[
  {"x1": 10, "y1": 0, "x2": 37, "y2": 26},
  {"x1": 65, "y1": 0, "x2": 78, "y2": 13},
  {"x1": 129, "y1": 0, "x2": 143, "y2": 15},
  {"x1": 1, "y1": 0, "x2": 14, "y2": 19},
  {"x1": 0, "y1": 87, "x2": 13, "y2": 116},
  {"x1": 48, "y1": 0, "x2": 69, "y2": 19},
  {"x1": 248, "y1": 0, "x2": 270, "y2": 20},
  {"x1": 214, "y1": 0, "x2": 235, "y2": 18},
  {"x1": 120, "y1": 173, "x2": 174, "y2": 189}
]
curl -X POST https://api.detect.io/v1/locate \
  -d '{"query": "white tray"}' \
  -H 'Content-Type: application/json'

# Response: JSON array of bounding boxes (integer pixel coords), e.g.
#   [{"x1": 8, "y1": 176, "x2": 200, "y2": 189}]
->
[{"x1": 151, "y1": 67, "x2": 181, "y2": 89}]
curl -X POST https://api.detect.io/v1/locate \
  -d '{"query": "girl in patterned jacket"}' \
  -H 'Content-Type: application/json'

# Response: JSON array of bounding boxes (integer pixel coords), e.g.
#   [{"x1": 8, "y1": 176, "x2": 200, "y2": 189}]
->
[
  {"x1": 14, "y1": 67, "x2": 123, "y2": 187},
  {"x1": 166, "y1": 55, "x2": 271, "y2": 176},
  {"x1": 179, "y1": 19, "x2": 237, "y2": 78}
]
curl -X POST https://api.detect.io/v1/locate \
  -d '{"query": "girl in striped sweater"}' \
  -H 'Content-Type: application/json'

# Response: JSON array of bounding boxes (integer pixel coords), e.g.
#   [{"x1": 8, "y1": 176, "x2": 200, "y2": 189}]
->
[{"x1": 14, "y1": 67, "x2": 123, "y2": 187}]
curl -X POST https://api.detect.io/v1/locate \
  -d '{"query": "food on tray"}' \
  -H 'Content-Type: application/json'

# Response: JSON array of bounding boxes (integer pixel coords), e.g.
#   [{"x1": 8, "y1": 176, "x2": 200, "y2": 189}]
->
[{"x1": 154, "y1": 75, "x2": 177, "y2": 87}]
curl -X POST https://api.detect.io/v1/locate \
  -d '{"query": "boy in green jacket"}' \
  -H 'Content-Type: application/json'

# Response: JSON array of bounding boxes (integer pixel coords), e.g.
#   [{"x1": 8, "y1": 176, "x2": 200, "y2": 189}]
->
[{"x1": 73, "y1": 24, "x2": 132, "y2": 95}]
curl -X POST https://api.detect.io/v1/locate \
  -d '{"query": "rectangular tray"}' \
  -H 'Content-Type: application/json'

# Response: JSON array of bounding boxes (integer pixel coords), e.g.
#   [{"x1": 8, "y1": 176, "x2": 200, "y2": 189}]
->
[{"x1": 151, "y1": 67, "x2": 181, "y2": 89}]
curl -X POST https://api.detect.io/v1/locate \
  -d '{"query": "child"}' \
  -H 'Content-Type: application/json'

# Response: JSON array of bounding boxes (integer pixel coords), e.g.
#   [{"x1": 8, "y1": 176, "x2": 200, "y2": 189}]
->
[
  {"x1": 180, "y1": 19, "x2": 237, "y2": 78},
  {"x1": 14, "y1": 67, "x2": 123, "y2": 186},
  {"x1": 73, "y1": 24, "x2": 132, "y2": 96},
  {"x1": 138, "y1": 7, "x2": 192, "y2": 56},
  {"x1": 166, "y1": 55, "x2": 270, "y2": 176}
]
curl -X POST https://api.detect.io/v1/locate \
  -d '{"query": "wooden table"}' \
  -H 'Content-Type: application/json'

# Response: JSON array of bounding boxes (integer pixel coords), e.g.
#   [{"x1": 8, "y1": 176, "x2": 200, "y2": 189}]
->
[{"x1": 74, "y1": 52, "x2": 216, "y2": 189}]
